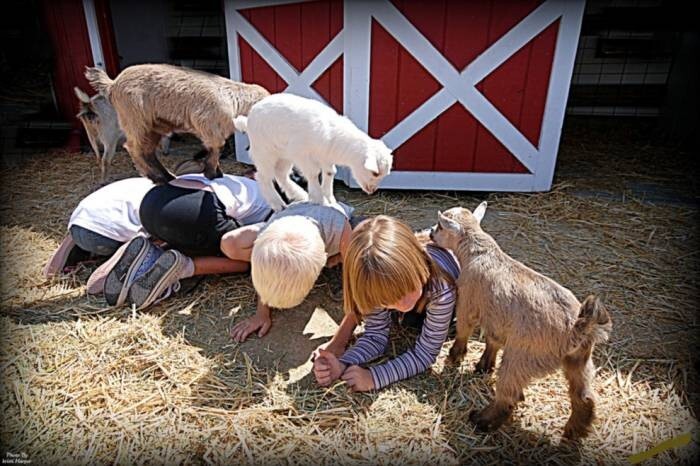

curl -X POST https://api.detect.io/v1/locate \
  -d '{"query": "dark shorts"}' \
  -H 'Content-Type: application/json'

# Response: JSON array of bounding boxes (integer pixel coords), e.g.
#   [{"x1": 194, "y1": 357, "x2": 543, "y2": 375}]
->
[
  {"x1": 69, "y1": 225, "x2": 123, "y2": 257},
  {"x1": 139, "y1": 184, "x2": 238, "y2": 257}
]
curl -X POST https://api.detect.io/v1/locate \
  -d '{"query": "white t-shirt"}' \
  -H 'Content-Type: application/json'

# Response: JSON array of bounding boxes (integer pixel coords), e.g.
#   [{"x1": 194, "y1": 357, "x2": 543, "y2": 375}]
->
[
  {"x1": 176, "y1": 173, "x2": 271, "y2": 225},
  {"x1": 68, "y1": 177, "x2": 155, "y2": 242}
]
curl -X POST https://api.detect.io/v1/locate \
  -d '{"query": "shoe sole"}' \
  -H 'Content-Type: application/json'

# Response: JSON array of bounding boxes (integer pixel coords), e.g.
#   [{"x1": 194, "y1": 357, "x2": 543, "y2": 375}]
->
[
  {"x1": 103, "y1": 237, "x2": 149, "y2": 306},
  {"x1": 128, "y1": 250, "x2": 182, "y2": 310}
]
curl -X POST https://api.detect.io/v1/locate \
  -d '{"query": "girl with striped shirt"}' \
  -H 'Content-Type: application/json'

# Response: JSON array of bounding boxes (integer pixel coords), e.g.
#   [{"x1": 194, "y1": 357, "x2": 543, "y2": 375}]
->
[{"x1": 314, "y1": 216, "x2": 459, "y2": 391}]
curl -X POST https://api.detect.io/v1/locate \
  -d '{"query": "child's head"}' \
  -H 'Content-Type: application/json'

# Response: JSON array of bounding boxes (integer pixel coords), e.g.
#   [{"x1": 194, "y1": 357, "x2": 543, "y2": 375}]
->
[
  {"x1": 343, "y1": 216, "x2": 431, "y2": 321},
  {"x1": 251, "y1": 216, "x2": 327, "y2": 309}
]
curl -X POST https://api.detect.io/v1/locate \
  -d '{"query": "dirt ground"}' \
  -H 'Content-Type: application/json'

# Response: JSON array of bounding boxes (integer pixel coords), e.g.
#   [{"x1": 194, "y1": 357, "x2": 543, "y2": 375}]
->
[{"x1": 0, "y1": 118, "x2": 698, "y2": 464}]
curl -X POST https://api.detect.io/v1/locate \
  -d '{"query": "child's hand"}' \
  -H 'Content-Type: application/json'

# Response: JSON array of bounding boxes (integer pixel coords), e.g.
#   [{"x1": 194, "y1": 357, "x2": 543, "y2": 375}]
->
[
  {"x1": 230, "y1": 314, "x2": 271, "y2": 342},
  {"x1": 342, "y1": 365, "x2": 375, "y2": 392},
  {"x1": 312, "y1": 340, "x2": 346, "y2": 361},
  {"x1": 313, "y1": 349, "x2": 346, "y2": 386}
]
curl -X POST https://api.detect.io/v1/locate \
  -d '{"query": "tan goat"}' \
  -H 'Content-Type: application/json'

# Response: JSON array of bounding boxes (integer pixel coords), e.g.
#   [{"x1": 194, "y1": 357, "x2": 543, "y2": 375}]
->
[
  {"x1": 430, "y1": 202, "x2": 611, "y2": 440},
  {"x1": 85, "y1": 64, "x2": 269, "y2": 184}
]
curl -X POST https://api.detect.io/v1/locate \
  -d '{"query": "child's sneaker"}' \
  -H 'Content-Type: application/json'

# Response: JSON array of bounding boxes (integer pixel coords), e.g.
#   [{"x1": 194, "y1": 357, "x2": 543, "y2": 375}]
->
[
  {"x1": 103, "y1": 237, "x2": 163, "y2": 306},
  {"x1": 86, "y1": 240, "x2": 129, "y2": 295},
  {"x1": 127, "y1": 250, "x2": 188, "y2": 310}
]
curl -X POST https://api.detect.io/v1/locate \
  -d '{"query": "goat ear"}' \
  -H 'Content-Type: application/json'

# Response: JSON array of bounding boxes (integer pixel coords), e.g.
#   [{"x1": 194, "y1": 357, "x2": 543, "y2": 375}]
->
[
  {"x1": 74, "y1": 87, "x2": 91, "y2": 103},
  {"x1": 363, "y1": 156, "x2": 379, "y2": 175},
  {"x1": 472, "y1": 201, "x2": 487, "y2": 224},
  {"x1": 438, "y1": 211, "x2": 463, "y2": 234}
]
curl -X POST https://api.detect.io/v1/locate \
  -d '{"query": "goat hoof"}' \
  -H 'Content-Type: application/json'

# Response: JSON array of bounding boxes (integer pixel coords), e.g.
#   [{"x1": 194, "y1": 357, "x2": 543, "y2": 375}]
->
[
  {"x1": 447, "y1": 348, "x2": 466, "y2": 366},
  {"x1": 474, "y1": 360, "x2": 493, "y2": 375},
  {"x1": 203, "y1": 165, "x2": 222, "y2": 180},
  {"x1": 470, "y1": 406, "x2": 511, "y2": 432},
  {"x1": 562, "y1": 422, "x2": 590, "y2": 442},
  {"x1": 446, "y1": 354, "x2": 463, "y2": 366},
  {"x1": 149, "y1": 172, "x2": 174, "y2": 185}
]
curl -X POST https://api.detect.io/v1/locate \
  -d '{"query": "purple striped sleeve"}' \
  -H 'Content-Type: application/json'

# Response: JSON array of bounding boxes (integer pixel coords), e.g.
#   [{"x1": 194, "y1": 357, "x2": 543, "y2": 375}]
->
[
  {"x1": 368, "y1": 280, "x2": 456, "y2": 389},
  {"x1": 338, "y1": 310, "x2": 391, "y2": 367}
]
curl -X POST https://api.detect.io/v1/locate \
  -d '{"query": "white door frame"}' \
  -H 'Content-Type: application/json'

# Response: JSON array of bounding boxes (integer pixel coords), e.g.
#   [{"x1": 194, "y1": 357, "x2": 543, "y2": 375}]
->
[{"x1": 82, "y1": 0, "x2": 106, "y2": 70}]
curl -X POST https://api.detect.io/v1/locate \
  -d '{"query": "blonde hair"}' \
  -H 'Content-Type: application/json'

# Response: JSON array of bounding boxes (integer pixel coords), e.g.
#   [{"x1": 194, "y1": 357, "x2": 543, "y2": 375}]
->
[
  {"x1": 251, "y1": 215, "x2": 327, "y2": 309},
  {"x1": 343, "y1": 216, "x2": 451, "y2": 321}
]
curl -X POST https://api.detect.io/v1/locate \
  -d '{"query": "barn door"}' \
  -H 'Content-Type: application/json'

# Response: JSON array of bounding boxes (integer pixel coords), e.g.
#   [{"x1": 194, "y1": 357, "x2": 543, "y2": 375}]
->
[{"x1": 225, "y1": 0, "x2": 585, "y2": 192}]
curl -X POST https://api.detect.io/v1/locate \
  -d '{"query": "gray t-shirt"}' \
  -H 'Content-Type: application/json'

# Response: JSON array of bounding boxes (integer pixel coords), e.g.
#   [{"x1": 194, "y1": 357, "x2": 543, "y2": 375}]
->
[{"x1": 260, "y1": 202, "x2": 353, "y2": 256}]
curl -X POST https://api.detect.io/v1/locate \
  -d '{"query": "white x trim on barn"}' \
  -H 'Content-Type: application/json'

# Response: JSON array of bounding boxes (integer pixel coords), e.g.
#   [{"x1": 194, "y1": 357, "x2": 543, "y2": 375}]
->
[{"x1": 225, "y1": 0, "x2": 585, "y2": 192}]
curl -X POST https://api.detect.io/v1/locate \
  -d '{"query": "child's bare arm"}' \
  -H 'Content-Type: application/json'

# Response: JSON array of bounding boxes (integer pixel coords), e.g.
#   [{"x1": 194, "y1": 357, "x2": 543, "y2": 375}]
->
[
  {"x1": 230, "y1": 296, "x2": 272, "y2": 342},
  {"x1": 220, "y1": 223, "x2": 264, "y2": 262},
  {"x1": 324, "y1": 313, "x2": 357, "y2": 357}
]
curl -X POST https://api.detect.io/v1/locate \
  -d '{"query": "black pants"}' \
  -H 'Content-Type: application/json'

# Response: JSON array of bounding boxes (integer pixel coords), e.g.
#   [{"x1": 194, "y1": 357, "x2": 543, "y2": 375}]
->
[{"x1": 140, "y1": 184, "x2": 238, "y2": 257}]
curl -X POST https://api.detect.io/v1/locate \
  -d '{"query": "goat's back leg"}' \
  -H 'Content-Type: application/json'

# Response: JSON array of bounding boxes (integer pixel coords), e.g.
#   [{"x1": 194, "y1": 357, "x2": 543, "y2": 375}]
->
[
  {"x1": 475, "y1": 336, "x2": 503, "y2": 375},
  {"x1": 320, "y1": 164, "x2": 337, "y2": 205},
  {"x1": 447, "y1": 293, "x2": 478, "y2": 365},
  {"x1": 128, "y1": 132, "x2": 174, "y2": 184},
  {"x1": 562, "y1": 346, "x2": 596, "y2": 441},
  {"x1": 295, "y1": 160, "x2": 324, "y2": 205},
  {"x1": 274, "y1": 159, "x2": 308, "y2": 203},
  {"x1": 254, "y1": 157, "x2": 288, "y2": 212},
  {"x1": 470, "y1": 349, "x2": 531, "y2": 432}
]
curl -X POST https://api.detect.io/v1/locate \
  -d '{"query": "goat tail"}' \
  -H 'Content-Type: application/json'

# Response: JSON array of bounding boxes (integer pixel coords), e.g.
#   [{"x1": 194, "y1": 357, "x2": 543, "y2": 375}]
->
[
  {"x1": 568, "y1": 295, "x2": 612, "y2": 353},
  {"x1": 233, "y1": 115, "x2": 248, "y2": 133},
  {"x1": 84, "y1": 67, "x2": 113, "y2": 96}
]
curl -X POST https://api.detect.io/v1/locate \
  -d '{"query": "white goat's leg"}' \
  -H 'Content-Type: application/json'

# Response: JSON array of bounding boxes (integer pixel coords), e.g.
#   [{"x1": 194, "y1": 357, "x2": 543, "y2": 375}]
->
[
  {"x1": 249, "y1": 145, "x2": 287, "y2": 211},
  {"x1": 320, "y1": 164, "x2": 337, "y2": 206},
  {"x1": 297, "y1": 161, "x2": 324, "y2": 205},
  {"x1": 255, "y1": 161, "x2": 287, "y2": 212},
  {"x1": 274, "y1": 159, "x2": 308, "y2": 203}
]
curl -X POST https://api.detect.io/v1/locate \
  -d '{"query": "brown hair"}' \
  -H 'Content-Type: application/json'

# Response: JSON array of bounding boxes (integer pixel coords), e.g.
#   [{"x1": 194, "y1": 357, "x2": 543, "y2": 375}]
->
[{"x1": 342, "y1": 215, "x2": 454, "y2": 322}]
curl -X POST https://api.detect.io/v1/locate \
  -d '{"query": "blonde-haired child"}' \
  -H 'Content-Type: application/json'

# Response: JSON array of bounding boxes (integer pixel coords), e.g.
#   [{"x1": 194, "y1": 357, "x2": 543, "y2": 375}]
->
[
  {"x1": 230, "y1": 201, "x2": 355, "y2": 342},
  {"x1": 313, "y1": 216, "x2": 459, "y2": 391}
]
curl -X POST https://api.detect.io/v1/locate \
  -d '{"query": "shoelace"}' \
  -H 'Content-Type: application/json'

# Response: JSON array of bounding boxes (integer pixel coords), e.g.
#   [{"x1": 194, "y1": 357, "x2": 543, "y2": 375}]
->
[{"x1": 152, "y1": 280, "x2": 181, "y2": 306}]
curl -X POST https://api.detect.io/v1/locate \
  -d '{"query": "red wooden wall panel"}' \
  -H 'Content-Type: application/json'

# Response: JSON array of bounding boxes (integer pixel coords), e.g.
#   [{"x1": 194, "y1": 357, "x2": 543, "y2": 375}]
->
[
  {"x1": 519, "y1": 20, "x2": 559, "y2": 148},
  {"x1": 473, "y1": 0, "x2": 542, "y2": 173},
  {"x1": 370, "y1": 0, "x2": 549, "y2": 174},
  {"x1": 368, "y1": 20, "x2": 441, "y2": 171},
  {"x1": 239, "y1": 0, "x2": 343, "y2": 112},
  {"x1": 41, "y1": 0, "x2": 96, "y2": 150}
]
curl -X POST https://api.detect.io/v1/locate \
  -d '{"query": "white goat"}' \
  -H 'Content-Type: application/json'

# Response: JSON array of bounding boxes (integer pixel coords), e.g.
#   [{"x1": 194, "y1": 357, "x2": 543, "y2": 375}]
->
[
  {"x1": 233, "y1": 93, "x2": 393, "y2": 211},
  {"x1": 74, "y1": 87, "x2": 171, "y2": 180}
]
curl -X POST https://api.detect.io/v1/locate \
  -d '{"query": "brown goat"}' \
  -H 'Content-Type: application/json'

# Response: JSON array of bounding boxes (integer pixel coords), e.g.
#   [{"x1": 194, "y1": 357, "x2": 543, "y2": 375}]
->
[
  {"x1": 430, "y1": 202, "x2": 611, "y2": 440},
  {"x1": 85, "y1": 64, "x2": 269, "y2": 184}
]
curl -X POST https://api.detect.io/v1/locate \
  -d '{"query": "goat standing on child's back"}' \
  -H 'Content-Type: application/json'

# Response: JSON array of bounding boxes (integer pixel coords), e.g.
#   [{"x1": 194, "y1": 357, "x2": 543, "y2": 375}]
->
[
  {"x1": 430, "y1": 202, "x2": 611, "y2": 441},
  {"x1": 85, "y1": 64, "x2": 269, "y2": 184},
  {"x1": 233, "y1": 93, "x2": 393, "y2": 212}
]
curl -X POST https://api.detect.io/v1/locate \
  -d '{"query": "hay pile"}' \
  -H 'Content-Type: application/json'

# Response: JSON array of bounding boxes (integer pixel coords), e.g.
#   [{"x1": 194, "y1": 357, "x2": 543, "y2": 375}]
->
[
  {"x1": 0, "y1": 314, "x2": 457, "y2": 465},
  {"x1": 1, "y1": 126, "x2": 699, "y2": 464}
]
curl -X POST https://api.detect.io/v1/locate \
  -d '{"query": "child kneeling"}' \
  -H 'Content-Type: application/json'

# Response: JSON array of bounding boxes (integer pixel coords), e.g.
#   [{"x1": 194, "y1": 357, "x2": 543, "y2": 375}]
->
[{"x1": 313, "y1": 216, "x2": 459, "y2": 391}]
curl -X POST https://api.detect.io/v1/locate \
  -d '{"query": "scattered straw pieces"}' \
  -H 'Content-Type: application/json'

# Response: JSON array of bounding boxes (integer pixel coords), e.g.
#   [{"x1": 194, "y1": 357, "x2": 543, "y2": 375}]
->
[{"x1": 1, "y1": 130, "x2": 698, "y2": 464}]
